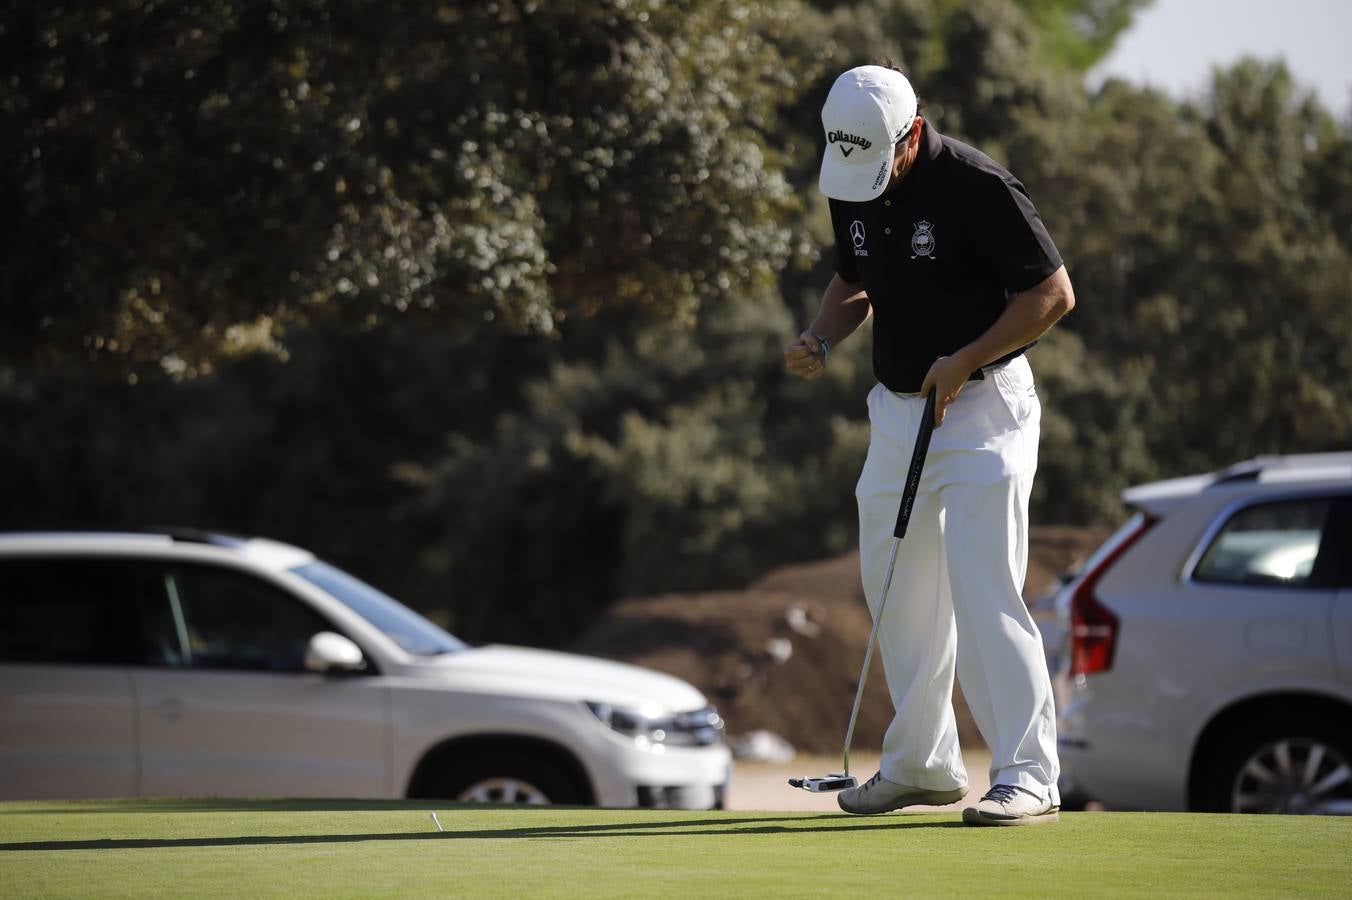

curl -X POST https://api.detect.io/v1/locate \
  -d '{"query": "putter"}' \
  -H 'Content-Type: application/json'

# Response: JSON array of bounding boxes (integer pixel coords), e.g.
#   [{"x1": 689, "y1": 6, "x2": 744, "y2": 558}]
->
[{"x1": 790, "y1": 387, "x2": 937, "y2": 793}]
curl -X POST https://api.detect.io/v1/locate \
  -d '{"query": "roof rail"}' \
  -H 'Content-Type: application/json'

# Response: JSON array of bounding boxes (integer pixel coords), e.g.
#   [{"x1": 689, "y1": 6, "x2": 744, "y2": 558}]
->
[
  {"x1": 1211, "y1": 458, "x2": 1272, "y2": 484},
  {"x1": 0, "y1": 526, "x2": 245, "y2": 546},
  {"x1": 1209, "y1": 452, "x2": 1352, "y2": 486}
]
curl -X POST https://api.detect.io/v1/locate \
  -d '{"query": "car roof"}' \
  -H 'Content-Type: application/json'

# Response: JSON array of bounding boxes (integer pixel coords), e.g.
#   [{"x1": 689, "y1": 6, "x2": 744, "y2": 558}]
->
[
  {"x1": 1122, "y1": 452, "x2": 1352, "y2": 517},
  {"x1": 0, "y1": 529, "x2": 316, "y2": 571}
]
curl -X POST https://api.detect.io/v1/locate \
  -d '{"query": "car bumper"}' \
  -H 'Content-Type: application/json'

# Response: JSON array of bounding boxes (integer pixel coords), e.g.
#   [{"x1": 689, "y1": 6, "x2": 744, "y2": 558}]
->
[
  {"x1": 589, "y1": 739, "x2": 733, "y2": 809},
  {"x1": 1057, "y1": 685, "x2": 1188, "y2": 811}
]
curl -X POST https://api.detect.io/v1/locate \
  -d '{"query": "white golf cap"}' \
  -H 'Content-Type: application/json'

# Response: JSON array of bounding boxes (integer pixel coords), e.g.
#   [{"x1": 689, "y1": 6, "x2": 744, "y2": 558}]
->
[{"x1": 818, "y1": 65, "x2": 918, "y2": 202}]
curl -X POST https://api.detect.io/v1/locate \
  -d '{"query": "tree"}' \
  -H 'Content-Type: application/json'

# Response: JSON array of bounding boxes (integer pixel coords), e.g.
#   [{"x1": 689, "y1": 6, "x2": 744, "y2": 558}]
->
[
  {"x1": 1, "y1": 0, "x2": 797, "y2": 375},
  {"x1": 1012, "y1": 0, "x2": 1152, "y2": 71},
  {"x1": 18, "y1": 0, "x2": 1349, "y2": 651}
]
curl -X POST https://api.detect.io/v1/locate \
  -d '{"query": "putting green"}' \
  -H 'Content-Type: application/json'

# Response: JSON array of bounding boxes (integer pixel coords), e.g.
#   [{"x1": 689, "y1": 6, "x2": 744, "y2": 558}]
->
[{"x1": 1, "y1": 799, "x2": 1347, "y2": 897}]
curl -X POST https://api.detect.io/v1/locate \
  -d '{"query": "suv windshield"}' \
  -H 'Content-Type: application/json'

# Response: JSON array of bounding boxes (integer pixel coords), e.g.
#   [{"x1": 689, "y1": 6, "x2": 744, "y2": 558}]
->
[{"x1": 291, "y1": 561, "x2": 466, "y2": 656}]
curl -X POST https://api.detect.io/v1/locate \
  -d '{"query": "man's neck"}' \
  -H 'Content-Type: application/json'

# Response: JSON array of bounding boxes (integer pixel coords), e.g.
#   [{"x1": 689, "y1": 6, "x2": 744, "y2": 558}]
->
[{"x1": 885, "y1": 121, "x2": 925, "y2": 194}]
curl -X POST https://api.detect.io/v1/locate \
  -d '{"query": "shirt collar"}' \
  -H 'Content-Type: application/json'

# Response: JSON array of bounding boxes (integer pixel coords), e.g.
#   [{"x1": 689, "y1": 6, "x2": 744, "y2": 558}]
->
[{"x1": 916, "y1": 120, "x2": 943, "y2": 166}]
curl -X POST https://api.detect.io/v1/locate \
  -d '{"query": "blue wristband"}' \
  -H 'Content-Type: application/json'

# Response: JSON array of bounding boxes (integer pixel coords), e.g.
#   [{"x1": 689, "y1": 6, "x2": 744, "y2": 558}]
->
[{"x1": 812, "y1": 334, "x2": 830, "y2": 364}]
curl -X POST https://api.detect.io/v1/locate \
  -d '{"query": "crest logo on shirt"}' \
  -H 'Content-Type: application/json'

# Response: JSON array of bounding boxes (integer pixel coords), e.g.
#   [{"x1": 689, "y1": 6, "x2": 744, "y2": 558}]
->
[
  {"x1": 849, "y1": 220, "x2": 868, "y2": 257},
  {"x1": 910, "y1": 220, "x2": 936, "y2": 259}
]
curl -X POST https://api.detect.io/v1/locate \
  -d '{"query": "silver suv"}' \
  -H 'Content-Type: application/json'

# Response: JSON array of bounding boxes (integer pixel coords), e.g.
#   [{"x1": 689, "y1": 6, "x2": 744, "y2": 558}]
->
[
  {"x1": 0, "y1": 531, "x2": 730, "y2": 806},
  {"x1": 1053, "y1": 453, "x2": 1352, "y2": 814}
]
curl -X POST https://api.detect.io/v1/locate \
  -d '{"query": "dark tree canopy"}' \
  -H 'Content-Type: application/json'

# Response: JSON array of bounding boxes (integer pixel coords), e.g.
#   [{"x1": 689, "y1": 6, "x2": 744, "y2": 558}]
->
[
  {"x1": 3, "y1": 0, "x2": 1350, "y2": 643},
  {"x1": 2, "y1": 0, "x2": 796, "y2": 375}
]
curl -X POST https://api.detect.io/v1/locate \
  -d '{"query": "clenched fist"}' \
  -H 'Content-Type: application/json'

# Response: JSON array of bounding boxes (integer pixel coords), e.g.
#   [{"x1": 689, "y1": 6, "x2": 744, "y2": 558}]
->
[{"x1": 785, "y1": 331, "x2": 827, "y2": 380}]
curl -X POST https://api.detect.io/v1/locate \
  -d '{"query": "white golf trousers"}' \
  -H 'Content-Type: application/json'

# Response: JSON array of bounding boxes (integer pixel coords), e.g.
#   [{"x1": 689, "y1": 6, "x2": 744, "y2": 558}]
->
[{"x1": 855, "y1": 355, "x2": 1059, "y2": 804}]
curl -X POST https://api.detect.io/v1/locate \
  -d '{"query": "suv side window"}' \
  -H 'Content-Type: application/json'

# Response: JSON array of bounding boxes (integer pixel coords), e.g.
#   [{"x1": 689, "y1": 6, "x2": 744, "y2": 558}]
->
[
  {"x1": 154, "y1": 565, "x2": 337, "y2": 673},
  {"x1": 0, "y1": 559, "x2": 160, "y2": 665},
  {"x1": 1193, "y1": 498, "x2": 1333, "y2": 588}
]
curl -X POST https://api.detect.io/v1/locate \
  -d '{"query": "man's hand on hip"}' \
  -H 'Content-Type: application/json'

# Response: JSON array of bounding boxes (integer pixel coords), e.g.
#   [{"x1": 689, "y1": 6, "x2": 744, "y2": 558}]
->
[
  {"x1": 919, "y1": 354, "x2": 977, "y2": 426},
  {"x1": 784, "y1": 331, "x2": 827, "y2": 380}
]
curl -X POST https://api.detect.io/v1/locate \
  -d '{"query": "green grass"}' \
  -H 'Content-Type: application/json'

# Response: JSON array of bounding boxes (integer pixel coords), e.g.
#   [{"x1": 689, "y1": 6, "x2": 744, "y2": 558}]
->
[{"x1": 1, "y1": 800, "x2": 1348, "y2": 898}]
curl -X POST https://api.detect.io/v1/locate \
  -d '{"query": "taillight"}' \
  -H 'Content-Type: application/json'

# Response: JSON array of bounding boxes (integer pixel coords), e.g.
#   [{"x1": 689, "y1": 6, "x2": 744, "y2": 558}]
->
[{"x1": 1069, "y1": 514, "x2": 1157, "y2": 677}]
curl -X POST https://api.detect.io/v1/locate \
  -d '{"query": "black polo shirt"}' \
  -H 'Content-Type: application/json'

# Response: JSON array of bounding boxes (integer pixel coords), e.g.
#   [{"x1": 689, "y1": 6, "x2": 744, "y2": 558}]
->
[{"x1": 830, "y1": 122, "x2": 1063, "y2": 393}]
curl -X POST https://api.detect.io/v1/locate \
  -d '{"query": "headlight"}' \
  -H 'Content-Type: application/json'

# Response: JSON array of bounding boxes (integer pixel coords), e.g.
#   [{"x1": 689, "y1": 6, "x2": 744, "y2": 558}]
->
[{"x1": 586, "y1": 701, "x2": 724, "y2": 747}]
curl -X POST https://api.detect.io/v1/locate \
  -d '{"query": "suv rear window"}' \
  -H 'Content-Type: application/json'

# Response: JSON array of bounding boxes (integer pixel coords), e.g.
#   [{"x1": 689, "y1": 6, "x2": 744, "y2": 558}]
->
[{"x1": 1193, "y1": 498, "x2": 1332, "y2": 587}]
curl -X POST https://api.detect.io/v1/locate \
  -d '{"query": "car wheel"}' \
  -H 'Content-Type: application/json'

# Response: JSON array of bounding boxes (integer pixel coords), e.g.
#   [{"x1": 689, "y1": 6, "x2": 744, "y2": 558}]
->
[
  {"x1": 1201, "y1": 718, "x2": 1352, "y2": 815},
  {"x1": 431, "y1": 753, "x2": 582, "y2": 806}
]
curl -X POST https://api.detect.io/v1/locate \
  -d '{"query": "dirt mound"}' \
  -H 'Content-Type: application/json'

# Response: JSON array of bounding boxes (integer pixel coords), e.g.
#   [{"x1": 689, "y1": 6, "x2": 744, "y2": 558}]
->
[{"x1": 569, "y1": 526, "x2": 1109, "y2": 755}]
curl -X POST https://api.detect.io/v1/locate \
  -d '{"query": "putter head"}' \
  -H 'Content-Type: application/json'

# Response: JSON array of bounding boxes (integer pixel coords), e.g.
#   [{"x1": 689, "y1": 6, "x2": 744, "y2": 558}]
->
[{"x1": 788, "y1": 773, "x2": 857, "y2": 793}]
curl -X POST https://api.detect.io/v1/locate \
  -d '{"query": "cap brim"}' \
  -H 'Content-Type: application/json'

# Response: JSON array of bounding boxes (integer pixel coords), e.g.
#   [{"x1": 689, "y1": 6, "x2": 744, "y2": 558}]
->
[{"x1": 819, "y1": 144, "x2": 893, "y2": 202}]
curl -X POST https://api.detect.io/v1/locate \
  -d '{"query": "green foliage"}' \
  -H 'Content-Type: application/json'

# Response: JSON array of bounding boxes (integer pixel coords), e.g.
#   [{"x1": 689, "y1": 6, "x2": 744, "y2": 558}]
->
[
  {"x1": 0, "y1": 323, "x2": 524, "y2": 629},
  {"x1": 1029, "y1": 62, "x2": 1352, "y2": 485},
  {"x1": 2, "y1": 0, "x2": 795, "y2": 374},
  {"x1": 5, "y1": 0, "x2": 1351, "y2": 646},
  {"x1": 1030, "y1": 330, "x2": 1158, "y2": 523},
  {"x1": 1009, "y1": 0, "x2": 1152, "y2": 71}
]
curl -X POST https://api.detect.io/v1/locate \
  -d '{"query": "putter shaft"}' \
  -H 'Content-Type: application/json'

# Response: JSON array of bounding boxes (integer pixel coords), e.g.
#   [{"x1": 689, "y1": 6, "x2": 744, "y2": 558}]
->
[
  {"x1": 840, "y1": 389, "x2": 936, "y2": 780},
  {"x1": 842, "y1": 537, "x2": 899, "y2": 778}
]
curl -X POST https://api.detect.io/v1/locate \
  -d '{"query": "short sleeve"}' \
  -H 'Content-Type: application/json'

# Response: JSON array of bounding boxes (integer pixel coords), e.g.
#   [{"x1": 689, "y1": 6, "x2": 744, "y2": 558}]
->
[
  {"x1": 966, "y1": 172, "x2": 1062, "y2": 293},
  {"x1": 828, "y1": 199, "x2": 862, "y2": 284}
]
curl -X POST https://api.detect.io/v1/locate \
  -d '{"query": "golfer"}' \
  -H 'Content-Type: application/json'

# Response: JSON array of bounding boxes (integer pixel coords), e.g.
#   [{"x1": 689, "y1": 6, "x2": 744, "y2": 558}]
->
[{"x1": 785, "y1": 64, "x2": 1075, "y2": 825}]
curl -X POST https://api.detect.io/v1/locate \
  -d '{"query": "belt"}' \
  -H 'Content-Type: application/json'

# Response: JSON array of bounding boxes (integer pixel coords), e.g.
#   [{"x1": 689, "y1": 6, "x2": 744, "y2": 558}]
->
[{"x1": 888, "y1": 359, "x2": 1008, "y2": 398}]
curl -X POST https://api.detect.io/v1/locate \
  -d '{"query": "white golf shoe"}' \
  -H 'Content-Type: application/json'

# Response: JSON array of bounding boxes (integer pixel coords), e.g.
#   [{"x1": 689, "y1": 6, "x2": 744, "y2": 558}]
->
[
  {"x1": 837, "y1": 771, "x2": 968, "y2": 815},
  {"x1": 962, "y1": 784, "x2": 1060, "y2": 826}
]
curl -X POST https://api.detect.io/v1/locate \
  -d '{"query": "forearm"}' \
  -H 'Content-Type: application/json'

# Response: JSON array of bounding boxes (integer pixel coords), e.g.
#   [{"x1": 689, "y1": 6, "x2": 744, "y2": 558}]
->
[
  {"x1": 808, "y1": 274, "x2": 872, "y2": 347},
  {"x1": 952, "y1": 266, "x2": 1075, "y2": 371}
]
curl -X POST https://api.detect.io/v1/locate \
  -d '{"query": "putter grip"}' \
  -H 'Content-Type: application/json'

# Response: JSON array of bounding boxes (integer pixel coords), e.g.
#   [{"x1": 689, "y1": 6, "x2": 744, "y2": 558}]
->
[{"x1": 893, "y1": 388, "x2": 937, "y2": 539}]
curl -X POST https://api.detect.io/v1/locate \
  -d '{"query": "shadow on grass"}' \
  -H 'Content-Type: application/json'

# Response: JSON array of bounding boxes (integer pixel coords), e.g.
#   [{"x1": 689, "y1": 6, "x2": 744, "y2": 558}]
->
[
  {"x1": 0, "y1": 814, "x2": 963, "y2": 852},
  {"x1": 0, "y1": 799, "x2": 453, "y2": 815}
]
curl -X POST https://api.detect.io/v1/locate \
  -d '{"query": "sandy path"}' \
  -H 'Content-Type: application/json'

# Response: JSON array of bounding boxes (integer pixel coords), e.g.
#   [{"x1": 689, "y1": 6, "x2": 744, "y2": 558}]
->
[{"x1": 725, "y1": 749, "x2": 993, "y2": 812}]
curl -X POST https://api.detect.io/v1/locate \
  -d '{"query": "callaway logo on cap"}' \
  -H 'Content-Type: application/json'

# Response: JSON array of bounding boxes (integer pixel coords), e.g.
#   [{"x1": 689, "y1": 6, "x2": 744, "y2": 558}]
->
[{"x1": 819, "y1": 65, "x2": 918, "y2": 202}]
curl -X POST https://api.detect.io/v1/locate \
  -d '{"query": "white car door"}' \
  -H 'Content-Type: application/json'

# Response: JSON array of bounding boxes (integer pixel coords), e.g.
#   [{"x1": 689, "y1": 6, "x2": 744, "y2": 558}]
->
[
  {"x1": 1337, "y1": 587, "x2": 1352, "y2": 684},
  {"x1": 0, "y1": 559, "x2": 144, "y2": 799},
  {"x1": 1327, "y1": 497, "x2": 1352, "y2": 683},
  {"x1": 1181, "y1": 495, "x2": 1342, "y2": 694},
  {"x1": 133, "y1": 562, "x2": 389, "y2": 798}
]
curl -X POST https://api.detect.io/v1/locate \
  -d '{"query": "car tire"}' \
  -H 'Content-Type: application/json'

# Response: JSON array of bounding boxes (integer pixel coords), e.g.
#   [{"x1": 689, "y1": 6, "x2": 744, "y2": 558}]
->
[
  {"x1": 1199, "y1": 715, "x2": 1352, "y2": 814},
  {"x1": 429, "y1": 753, "x2": 582, "y2": 806}
]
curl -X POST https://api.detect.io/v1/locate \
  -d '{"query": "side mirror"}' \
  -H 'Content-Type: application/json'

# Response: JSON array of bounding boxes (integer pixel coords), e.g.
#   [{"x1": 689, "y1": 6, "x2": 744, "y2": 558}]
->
[{"x1": 305, "y1": 631, "x2": 367, "y2": 675}]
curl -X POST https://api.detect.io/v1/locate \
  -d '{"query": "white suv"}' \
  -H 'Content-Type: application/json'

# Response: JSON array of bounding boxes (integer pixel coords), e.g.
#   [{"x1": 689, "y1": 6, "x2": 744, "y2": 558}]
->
[
  {"x1": 0, "y1": 531, "x2": 730, "y2": 807},
  {"x1": 1053, "y1": 453, "x2": 1352, "y2": 814}
]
